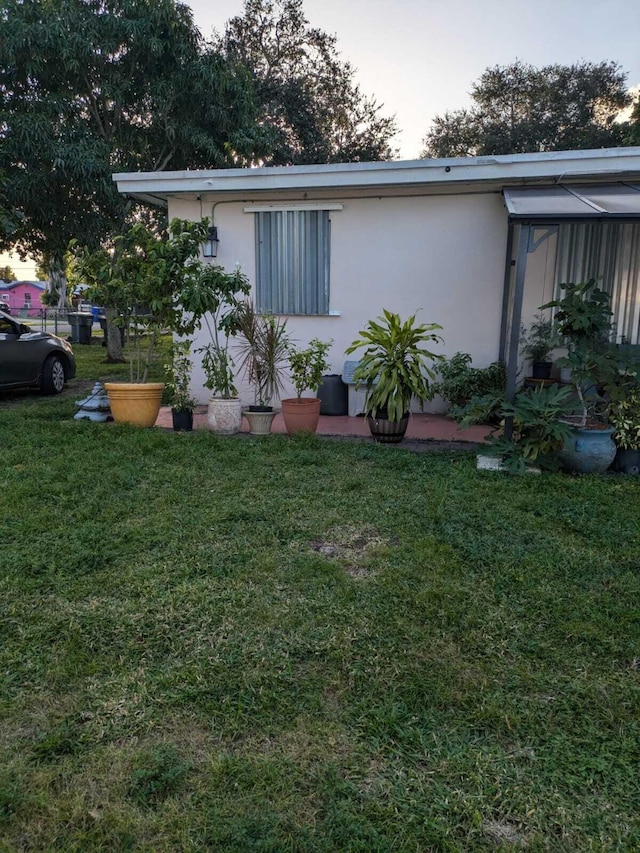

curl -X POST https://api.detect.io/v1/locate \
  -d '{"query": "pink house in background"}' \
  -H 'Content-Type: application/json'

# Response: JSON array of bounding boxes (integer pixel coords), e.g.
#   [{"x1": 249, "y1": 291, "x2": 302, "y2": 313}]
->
[{"x1": 0, "y1": 281, "x2": 46, "y2": 316}]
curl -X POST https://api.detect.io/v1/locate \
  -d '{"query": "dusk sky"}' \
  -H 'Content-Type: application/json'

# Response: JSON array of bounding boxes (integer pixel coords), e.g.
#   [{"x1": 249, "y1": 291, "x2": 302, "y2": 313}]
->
[
  {"x1": 189, "y1": 0, "x2": 640, "y2": 159},
  {"x1": 5, "y1": 0, "x2": 640, "y2": 278}
]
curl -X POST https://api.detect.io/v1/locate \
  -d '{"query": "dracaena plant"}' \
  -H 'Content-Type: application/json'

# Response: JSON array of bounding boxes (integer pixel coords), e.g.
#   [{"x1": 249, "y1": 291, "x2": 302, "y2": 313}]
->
[
  {"x1": 236, "y1": 301, "x2": 290, "y2": 406},
  {"x1": 345, "y1": 310, "x2": 444, "y2": 422}
]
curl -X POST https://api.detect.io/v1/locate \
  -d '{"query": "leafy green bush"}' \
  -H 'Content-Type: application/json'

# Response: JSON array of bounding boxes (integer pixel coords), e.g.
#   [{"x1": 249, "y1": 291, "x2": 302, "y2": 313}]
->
[
  {"x1": 459, "y1": 384, "x2": 576, "y2": 473},
  {"x1": 432, "y1": 352, "x2": 506, "y2": 420}
]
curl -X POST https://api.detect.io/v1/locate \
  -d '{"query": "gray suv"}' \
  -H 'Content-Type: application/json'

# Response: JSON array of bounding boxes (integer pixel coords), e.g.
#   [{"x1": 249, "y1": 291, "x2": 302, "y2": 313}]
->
[{"x1": 0, "y1": 310, "x2": 76, "y2": 394}]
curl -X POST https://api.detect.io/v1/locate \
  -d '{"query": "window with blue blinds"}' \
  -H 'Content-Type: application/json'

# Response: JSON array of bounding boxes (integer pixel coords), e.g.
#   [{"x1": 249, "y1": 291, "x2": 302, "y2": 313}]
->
[{"x1": 255, "y1": 210, "x2": 330, "y2": 315}]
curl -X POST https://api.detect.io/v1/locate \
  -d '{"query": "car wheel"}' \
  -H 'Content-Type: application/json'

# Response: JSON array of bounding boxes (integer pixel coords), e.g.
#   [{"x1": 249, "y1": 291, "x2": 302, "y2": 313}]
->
[{"x1": 41, "y1": 355, "x2": 66, "y2": 395}]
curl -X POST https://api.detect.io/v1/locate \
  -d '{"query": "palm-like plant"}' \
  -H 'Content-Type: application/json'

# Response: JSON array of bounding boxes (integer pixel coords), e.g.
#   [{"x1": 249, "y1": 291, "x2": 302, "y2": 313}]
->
[
  {"x1": 345, "y1": 310, "x2": 444, "y2": 422},
  {"x1": 236, "y1": 301, "x2": 290, "y2": 407}
]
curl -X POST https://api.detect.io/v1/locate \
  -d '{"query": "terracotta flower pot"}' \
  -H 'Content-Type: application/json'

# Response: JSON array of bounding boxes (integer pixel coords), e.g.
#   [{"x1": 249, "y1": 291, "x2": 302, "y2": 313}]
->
[
  {"x1": 104, "y1": 382, "x2": 164, "y2": 427},
  {"x1": 281, "y1": 397, "x2": 321, "y2": 434}
]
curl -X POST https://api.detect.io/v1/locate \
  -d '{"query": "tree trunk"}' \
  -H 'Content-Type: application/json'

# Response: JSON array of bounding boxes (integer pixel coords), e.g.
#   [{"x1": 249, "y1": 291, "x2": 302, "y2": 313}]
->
[
  {"x1": 49, "y1": 258, "x2": 67, "y2": 308},
  {"x1": 105, "y1": 305, "x2": 125, "y2": 363}
]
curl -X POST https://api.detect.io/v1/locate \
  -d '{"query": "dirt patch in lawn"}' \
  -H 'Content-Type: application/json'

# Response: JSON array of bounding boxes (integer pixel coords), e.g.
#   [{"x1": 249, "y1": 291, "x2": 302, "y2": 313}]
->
[{"x1": 310, "y1": 524, "x2": 390, "y2": 579}]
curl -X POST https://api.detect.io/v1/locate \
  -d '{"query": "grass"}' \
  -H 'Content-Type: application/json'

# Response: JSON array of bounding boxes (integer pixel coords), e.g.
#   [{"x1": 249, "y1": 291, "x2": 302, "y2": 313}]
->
[
  {"x1": 69, "y1": 334, "x2": 171, "y2": 384},
  {"x1": 1, "y1": 348, "x2": 639, "y2": 850}
]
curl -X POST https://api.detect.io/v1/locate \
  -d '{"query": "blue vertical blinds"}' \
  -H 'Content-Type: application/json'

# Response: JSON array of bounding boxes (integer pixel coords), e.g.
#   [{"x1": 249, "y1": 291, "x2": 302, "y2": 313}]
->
[
  {"x1": 255, "y1": 210, "x2": 330, "y2": 315},
  {"x1": 555, "y1": 223, "x2": 640, "y2": 344}
]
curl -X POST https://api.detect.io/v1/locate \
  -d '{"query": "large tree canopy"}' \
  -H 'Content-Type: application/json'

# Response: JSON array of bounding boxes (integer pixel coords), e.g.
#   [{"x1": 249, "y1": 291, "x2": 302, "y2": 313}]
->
[
  {"x1": 219, "y1": 0, "x2": 398, "y2": 165},
  {"x1": 0, "y1": 0, "x2": 265, "y2": 287},
  {"x1": 422, "y1": 60, "x2": 632, "y2": 158}
]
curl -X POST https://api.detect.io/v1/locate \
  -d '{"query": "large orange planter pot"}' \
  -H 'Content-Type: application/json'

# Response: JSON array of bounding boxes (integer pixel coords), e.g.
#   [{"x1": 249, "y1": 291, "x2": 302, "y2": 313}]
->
[
  {"x1": 104, "y1": 382, "x2": 165, "y2": 427},
  {"x1": 281, "y1": 397, "x2": 321, "y2": 434}
]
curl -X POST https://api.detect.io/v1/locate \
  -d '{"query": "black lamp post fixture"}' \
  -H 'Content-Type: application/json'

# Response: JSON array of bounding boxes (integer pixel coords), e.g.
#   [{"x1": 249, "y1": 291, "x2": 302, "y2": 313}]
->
[{"x1": 203, "y1": 225, "x2": 219, "y2": 258}]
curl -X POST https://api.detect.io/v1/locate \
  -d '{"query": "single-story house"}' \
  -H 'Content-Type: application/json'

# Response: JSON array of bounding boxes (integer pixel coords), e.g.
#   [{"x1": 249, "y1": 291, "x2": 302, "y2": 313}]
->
[
  {"x1": 114, "y1": 147, "x2": 640, "y2": 408},
  {"x1": 0, "y1": 280, "x2": 46, "y2": 317}
]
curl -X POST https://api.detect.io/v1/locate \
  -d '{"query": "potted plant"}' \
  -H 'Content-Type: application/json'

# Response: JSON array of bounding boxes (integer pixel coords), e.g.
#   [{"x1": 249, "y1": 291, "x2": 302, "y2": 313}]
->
[
  {"x1": 462, "y1": 384, "x2": 576, "y2": 473},
  {"x1": 236, "y1": 301, "x2": 290, "y2": 435},
  {"x1": 431, "y1": 351, "x2": 506, "y2": 422},
  {"x1": 541, "y1": 280, "x2": 619, "y2": 472},
  {"x1": 73, "y1": 218, "x2": 224, "y2": 428},
  {"x1": 520, "y1": 314, "x2": 557, "y2": 380},
  {"x1": 281, "y1": 338, "x2": 332, "y2": 434},
  {"x1": 164, "y1": 340, "x2": 197, "y2": 431},
  {"x1": 345, "y1": 309, "x2": 444, "y2": 443},
  {"x1": 180, "y1": 263, "x2": 251, "y2": 435},
  {"x1": 610, "y1": 381, "x2": 640, "y2": 473}
]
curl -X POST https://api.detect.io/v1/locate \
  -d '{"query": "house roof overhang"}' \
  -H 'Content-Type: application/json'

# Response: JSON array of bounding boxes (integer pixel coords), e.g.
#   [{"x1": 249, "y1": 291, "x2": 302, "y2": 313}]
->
[
  {"x1": 503, "y1": 182, "x2": 640, "y2": 224},
  {"x1": 113, "y1": 147, "x2": 640, "y2": 206}
]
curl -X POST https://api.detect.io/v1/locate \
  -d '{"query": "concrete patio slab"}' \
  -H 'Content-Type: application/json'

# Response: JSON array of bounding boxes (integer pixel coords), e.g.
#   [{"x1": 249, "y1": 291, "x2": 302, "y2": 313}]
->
[{"x1": 155, "y1": 406, "x2": 490, "y2": 445}]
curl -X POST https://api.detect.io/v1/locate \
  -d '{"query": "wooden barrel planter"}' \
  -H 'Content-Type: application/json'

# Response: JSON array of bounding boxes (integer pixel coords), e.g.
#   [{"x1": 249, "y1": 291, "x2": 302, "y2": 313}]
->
[{"x1": 366, "y1": 410, "x2": 410, "y2": 444}]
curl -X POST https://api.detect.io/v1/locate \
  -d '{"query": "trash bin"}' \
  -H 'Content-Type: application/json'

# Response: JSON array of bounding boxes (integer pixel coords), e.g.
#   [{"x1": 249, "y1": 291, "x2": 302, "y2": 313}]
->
[
  {"x1": 91, "y1": 305, "x2": 105, "y2": 325},
  {"x1": 67, "y1": 312, "x2": 93, "y2": 344},
  {"x1": 98, "y1": 317, "x2": 125, "y2": 346},
  {"x1": 318, "y1": 374, "x2": 348, "y2": 415}
]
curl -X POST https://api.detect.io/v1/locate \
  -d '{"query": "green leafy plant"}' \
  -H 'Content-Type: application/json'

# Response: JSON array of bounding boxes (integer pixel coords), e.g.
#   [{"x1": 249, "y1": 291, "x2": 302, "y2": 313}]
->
[
  {"x1": 462, "y1": 384, "x2": 577, "y2": 473},
  {"x1": 287, "y1": 338, "x2": 332, "y2": 399},
  {"x1": 181, "y1": 264, "x2": 251, "y2": 399},
  {"x1": 236, "y1": 301, "x2": 290, "y2": 407},
  {"x1": 164, "y1": 340, "x2": 196, "y2": 412},
  {"x1": 346, "y1": 310, "x2": 444, "y2": 422},
  {"x1": 541, "y1": 280, "x2": 619, "y2": 427},
  {"x1": 520, "y1": 314, "x2": 557, "y2": 364},
  {"x1": 432, "y1": 352, "x2": 506, "y2": 417},
  {"x1": 73, "y1": 218, "x2": 245, "y2": 384},
  {"x1": 610, "y1": 387, "x2": 640, "y2": 450}
]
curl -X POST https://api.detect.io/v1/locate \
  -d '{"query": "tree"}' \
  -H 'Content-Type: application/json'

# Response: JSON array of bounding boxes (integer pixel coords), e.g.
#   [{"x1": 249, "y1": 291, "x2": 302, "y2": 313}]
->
[
  {"x1": 422, "y1": 61, "x2": 632, "y2": 158},
  {"x1": 0, "y1": 264, "x2": 16, "y2": 281},
  {"x1": 0, "y1": 0, "x2": 264, "y2": 357},
  {"x1": 219, "y1": 0, "x2": 398, "y2": 165},
  {"x1": 622, "y1": 91, "x2": 640, "y2": 146}
]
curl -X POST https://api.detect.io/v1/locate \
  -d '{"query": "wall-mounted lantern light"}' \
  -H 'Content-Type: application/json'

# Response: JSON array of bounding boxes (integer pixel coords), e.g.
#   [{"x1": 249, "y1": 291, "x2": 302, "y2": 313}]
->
[{"x1": 203, "y1": 225, "x2": 219, "y2": 258}]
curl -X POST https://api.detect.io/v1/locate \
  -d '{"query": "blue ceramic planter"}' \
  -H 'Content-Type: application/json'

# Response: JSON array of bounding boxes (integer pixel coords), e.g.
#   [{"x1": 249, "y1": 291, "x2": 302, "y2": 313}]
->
[{"x1": 558, "y1": 426, "x2": 616, "y2": 474}]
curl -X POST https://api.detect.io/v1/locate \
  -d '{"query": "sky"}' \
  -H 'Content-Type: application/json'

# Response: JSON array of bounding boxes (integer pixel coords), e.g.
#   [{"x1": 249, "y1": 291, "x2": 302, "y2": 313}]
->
[
  {"x1": 188, "y1": 0, "x2": 640, "y2": 160},
  {"x1": 4, "y1": 0, "x2": 640, "y2": 279}
]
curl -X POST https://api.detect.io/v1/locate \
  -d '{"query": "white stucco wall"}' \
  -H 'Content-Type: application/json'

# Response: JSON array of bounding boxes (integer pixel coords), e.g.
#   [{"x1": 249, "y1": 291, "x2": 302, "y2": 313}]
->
[{"x1": 169, "y1": 192, "x2": 510, "y2": 408}]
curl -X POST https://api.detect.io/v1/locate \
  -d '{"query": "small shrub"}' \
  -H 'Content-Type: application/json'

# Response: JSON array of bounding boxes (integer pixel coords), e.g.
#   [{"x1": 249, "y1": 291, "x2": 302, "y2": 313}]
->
[
  {"x1": 460, "y1": 384, "x2": 576, "y2": 473},
  {"x1": 433, "y1": 352, "x2": 506, "y2": 421}
]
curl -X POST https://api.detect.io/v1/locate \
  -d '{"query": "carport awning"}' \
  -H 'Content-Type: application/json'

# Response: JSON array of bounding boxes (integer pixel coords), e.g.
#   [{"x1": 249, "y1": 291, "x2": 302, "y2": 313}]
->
[{"x1": 503, "y1": 183, "x2": 640, "y2": 221}]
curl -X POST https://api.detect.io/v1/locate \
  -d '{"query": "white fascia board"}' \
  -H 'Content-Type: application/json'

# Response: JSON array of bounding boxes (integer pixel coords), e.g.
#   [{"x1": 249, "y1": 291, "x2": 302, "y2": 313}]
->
[
  {"x1": 243, "y1": 202, "x2": 344, "y2": 212},
  {"x1": 113, "y1": 147, "x2": 640, "y2": 200}
]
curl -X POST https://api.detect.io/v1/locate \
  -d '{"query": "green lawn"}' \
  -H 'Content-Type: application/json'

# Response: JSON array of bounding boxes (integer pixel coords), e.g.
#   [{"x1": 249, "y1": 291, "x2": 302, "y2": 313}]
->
[{"x1": 1, "y1": 357, "x2": 639, "y2": 850}]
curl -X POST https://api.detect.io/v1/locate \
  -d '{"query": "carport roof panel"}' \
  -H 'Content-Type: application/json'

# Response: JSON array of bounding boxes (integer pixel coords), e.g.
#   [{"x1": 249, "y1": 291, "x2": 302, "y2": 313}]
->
[{"x1": 503, "y1": 183, "x2": 640, "y2": 220}]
